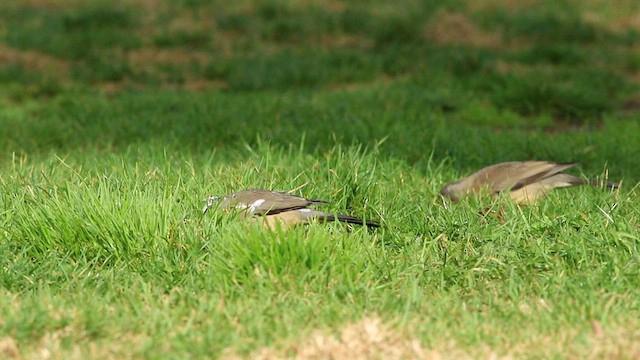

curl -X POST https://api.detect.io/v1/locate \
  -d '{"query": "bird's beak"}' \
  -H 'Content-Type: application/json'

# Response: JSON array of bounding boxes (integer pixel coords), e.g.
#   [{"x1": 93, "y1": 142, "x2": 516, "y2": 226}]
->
[
  {"x1": 440, "y1": 186, "x2": 458, "y2": 203},
  {"x1": 202, "y1": 196, "x2": 220, "y2": 214}
]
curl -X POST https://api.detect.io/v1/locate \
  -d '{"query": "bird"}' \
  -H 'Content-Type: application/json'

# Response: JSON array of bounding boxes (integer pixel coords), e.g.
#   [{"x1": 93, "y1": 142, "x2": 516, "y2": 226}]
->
[
  {"x1": 440, "y1": 161, "x2": 619, "y2": 205},
  {"x1": 202, "y1": 189, "x2": 380, "y2": 229}
]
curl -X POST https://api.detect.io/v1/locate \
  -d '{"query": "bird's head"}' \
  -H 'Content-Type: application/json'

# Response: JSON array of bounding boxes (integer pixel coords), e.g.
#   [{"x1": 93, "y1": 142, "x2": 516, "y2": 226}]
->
[
  {"x1": 439, "y1": 183, "x2": 460, "y2": 203},
  {"x1": 202, "y1": 195, "x2": 222, "y2": 214}
]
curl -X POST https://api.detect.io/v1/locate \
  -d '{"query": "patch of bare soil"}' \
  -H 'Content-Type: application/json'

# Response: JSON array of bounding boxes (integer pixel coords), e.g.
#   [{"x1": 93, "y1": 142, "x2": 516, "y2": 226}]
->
[{"x1": 423, "y1": 11, "x2": 503, "y2": 49}]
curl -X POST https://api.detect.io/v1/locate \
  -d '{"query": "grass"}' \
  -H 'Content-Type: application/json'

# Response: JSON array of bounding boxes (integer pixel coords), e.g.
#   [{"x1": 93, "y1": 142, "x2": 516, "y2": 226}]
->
[{"x1": 1, "y1": 0, "x2": 640, "y2": 358}]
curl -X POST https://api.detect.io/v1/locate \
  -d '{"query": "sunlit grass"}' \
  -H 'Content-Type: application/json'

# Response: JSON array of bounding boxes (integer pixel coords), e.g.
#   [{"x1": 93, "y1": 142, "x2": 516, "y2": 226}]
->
[
  {"x1": 0, "y1": 0, "x2": 639, "y2": 358},
  {"x1": 1, "y1": 137, "x2": 638, "y2": 358}
]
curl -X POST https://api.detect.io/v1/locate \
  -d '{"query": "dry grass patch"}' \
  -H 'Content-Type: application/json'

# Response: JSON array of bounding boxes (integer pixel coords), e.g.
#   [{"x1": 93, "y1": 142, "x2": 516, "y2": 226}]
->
[
  {"x1": 289, "y1": 0, "x2": 346, "y2": 12},
  {"x1": 0, "y1": 337, "x2": 19, "y2": 359},
  {"x1": 584, "y1": 11, "x2": 640, "y2": 33},
  {"x1": 423, "y1": 11, "x2": 503, "y2": 49},
  {"x1": 126, "y1": 48, "x2": 211, "y2": 69},
  {"x1": 580, "y1": 0, "x2": 640, "y2": 33},
  {"x1": 124, "y1": 0, "x2": 163, "y2": 12},
  {"x1": 0, "y1": 0, "x2": 84, "y2": 10},
  {"x1": 326, "y1": 75, "x2": 395, "y2": 93},
  {"x1": 319, "y1": 34, "x2": 374, "y2": 50},
  {"x1": 14, "y1": 330, "x2": 150, "y2": 360},
  {"x1": 167, "y1": 15, "x2": 215, "y2": 34},
  {"x1": 494, "y1": 60, "x2": 539, "y2": 76},
  {"x1": 504, "y1": 321, "x2": 640, "y2": 359},
  {"x1": 98, "y1": 77, "x2": 227, "y2": 95},
  {"x1": 583, "y1": 321, "x2": 640, "y2": 360},
  {"x1": 622, "y1": 93, "x2": 640, "y2": 114},
  {"x1": 0, "y1": 46, "x2": 70, "y2": 80},
  {"x1": 467, "y1": 0, "x2": 542, "y2": 13},
  {"x1": 225, "y1": 316, "x2": 494, "y2": 360},
  {"x1": 223, "y1": 315, "x2": 640, "y2": 359},
  {"x1": 124, "y1": 47, "x2": 225, "y2": 91},
  {"x1": 1, "y1": 0, "x2": 152, "y2": 10},
  {"x1": 575, "y1": 0, "x2": 640, "y2": 31}
]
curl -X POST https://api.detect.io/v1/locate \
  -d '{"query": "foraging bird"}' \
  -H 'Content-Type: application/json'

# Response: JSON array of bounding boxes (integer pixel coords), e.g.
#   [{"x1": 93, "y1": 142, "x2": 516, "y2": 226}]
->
[
  {"x1": 440, "y1": 161, "x2": 619, "y2": 205},
  {"x1": 203, "y1": 189, "x2": 380, "y2": 229}
]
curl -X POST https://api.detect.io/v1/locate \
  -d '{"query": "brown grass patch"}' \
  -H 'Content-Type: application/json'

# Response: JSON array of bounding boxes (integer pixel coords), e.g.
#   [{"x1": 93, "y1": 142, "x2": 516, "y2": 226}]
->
[
  {"x1": 467, "y1": 0, "x2": 545, "y2": 13},
  {"x1": 0, "y1": 45, "x2": 70, "y2": 80},
  {"x1": 423, "y1": 11, "x2": 503, "y2": 49},
  {"x1": 472, "y1": 0, "x2": 640, "y2": 34},
  {"x1": 1, "y1": 0, "x2": 84, "y2": 9},
  {"x1": 224, "y1": 316, "x2": 497, "y2": 360},
  {"x1": 584, "y1": 11, "x2": 640, "y2": 33},
  {"x1": 494, "y1": 60, "x2": 535, "y2": 76},
  {"x1": 98, "y1": 78, "x2": 227, "y2": 96},
  {"x1": 319, "y1": 34, "x2": 374, "y2": 50},
  {"x1": 18, "y1": 329, "x2": 150, "y2": 360},
  {"x1": 126, "y1": 48, "x2": 211, "y2": 69},
  {"x1": 581, "y1": 8, "x2": 640, "y2": 33},
  {"x1": 621, "y1": 93, "x2": 640, "y2": 114},
  {"x1": 223, "y1": 314, "x2": 640, "y2": 359},
  {"x1": 124, "y1": 0, "x2": 163, "y2": 11},
  {"x1": 576, "y1": 0, "x2": 640, "y2": 32},
  {"x1": 506, "y1": 320, "x2": 640, "y2": 359},
  {"x1": 2, "y1": 0, "x2": 154, "y2": 10},
  {"x1": 583, "y1": 324, "x2": 640, "y2": 360},
  {"x1": 0, "y1": 337, "x2": 19, "y2": 359},
  {"x1": 178, "y1": 78, "x2": 228, "y2": 91}
]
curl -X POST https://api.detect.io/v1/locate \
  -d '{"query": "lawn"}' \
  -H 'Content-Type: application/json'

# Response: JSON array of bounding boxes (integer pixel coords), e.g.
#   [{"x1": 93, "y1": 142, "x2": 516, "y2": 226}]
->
[{"x1": 1, "y1": 0, "x2": 639, "y2": 358}]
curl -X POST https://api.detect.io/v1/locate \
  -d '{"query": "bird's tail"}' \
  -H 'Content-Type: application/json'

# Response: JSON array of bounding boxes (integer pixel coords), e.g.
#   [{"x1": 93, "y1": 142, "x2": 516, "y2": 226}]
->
[
  {"x1": 542, "y1": 174, "x2": 619, "y2": 189},
  {"x1": 588, "y1": 179, "x2": 619, "y2": 189},
  {"x1": 324, "y1": 213, "x2": 380, "y2": 228}
]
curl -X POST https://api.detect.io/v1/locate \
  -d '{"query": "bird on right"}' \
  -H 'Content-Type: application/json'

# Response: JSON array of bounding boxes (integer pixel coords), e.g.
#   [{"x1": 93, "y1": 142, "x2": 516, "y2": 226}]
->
[{"x1": 440, "y1": 161, "x2": 619, "y2": 205}]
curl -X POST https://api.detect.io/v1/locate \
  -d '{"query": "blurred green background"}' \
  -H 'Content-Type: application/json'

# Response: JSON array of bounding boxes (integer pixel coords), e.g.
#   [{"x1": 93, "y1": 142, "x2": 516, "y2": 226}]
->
[{"x1": 1, "y1": 0, "x2": 639, "y2": 178}]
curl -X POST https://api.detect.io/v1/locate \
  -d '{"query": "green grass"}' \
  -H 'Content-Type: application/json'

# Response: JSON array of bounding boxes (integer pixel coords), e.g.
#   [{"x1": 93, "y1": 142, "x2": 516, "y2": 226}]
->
[{"x1": 1, "y1": 0, "x2": 640, "y2": 358}]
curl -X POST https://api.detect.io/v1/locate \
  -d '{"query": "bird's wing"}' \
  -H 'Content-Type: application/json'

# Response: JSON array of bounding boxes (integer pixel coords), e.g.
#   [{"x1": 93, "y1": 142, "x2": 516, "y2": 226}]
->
[
  {"x1": 222, "y1": 189, "x2": 329, "y2": 215},
  {"x1": 468, "y1": 161, "x2": 576, "y2": 192},
  {"x1": 536, "y1": 173, "x2": 587, "y2": 188},
  {"x1": 508, "y1": 162, "x2": 577, "y2": 191},
  {"x1": 509, "y1": 172, "x2": 587, "y2": 205}
]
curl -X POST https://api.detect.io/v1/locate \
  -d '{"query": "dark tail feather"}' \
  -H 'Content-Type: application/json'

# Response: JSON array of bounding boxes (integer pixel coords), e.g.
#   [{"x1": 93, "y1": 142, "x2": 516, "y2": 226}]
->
[
  {"x1": 325, "y1": 214, "x2": 380, "y2": 228},
  {"x1": 588, "y1": 179, "x2": 619, "y2": 189},
  {"x1": 549, "y1": 174, "x2": 619, "y2": 189}
]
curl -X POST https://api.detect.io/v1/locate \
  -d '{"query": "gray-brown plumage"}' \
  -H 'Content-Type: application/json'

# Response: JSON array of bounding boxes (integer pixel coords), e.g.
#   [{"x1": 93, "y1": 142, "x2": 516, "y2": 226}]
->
[
  {"x1": 440, "y1": 161, "x2": 619, "y2": 205},
  {"x1": 203, "y1": 189, "x2": 379, "y2": 229}
]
